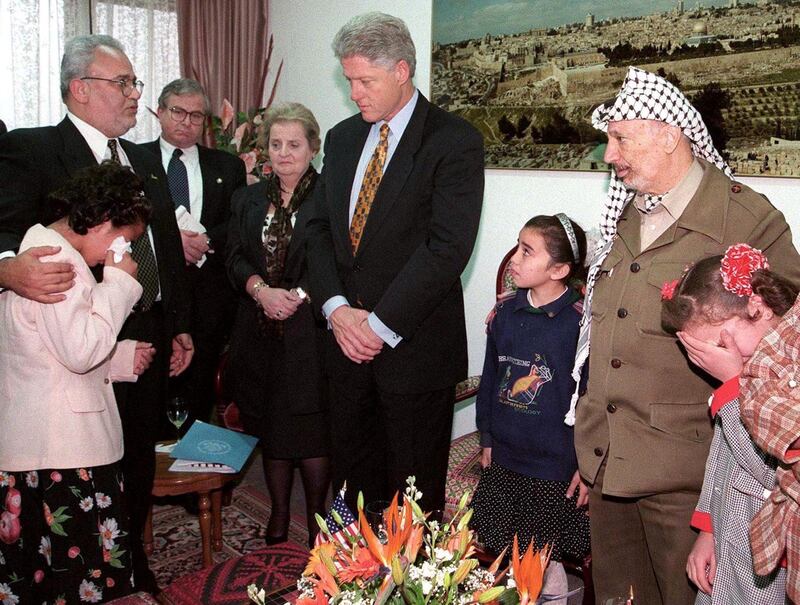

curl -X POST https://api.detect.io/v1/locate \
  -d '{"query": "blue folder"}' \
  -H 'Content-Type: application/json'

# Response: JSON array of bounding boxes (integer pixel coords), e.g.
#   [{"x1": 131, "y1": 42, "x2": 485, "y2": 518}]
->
[{"x1": 169, "y1": 420, "x2": 258, "y2": 473}]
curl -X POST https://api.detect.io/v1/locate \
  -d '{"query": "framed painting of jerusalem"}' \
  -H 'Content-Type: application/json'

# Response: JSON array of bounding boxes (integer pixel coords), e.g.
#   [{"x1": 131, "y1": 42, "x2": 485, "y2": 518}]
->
[{"x1": 431, "y1": 0, "x2": 800, "y2": 176}]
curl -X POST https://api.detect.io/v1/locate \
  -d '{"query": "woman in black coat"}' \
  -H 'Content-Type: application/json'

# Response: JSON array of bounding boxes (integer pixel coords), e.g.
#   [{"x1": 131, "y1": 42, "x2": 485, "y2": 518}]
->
[{"x1": 226, "y1": 103, "x2": 328, "y2": 547}]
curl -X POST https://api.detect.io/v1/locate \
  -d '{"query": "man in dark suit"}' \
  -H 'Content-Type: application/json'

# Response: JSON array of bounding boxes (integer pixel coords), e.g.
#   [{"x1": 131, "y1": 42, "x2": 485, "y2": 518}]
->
[
  {"x1": 306, "y1": 12, "x2": 484, "y2": 513},
  {"x1": 0, "y1": 34, "x2": 192, "y2": 593},
  {"x1": 143, "y1": 78, "x2": 246, "y2": 426}
]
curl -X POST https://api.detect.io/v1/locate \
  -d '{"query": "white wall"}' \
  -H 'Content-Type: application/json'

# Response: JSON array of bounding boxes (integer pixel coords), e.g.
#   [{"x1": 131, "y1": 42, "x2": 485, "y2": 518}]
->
[{"x1": 269, "y1": 0, "x2": 800, "y2": 438}]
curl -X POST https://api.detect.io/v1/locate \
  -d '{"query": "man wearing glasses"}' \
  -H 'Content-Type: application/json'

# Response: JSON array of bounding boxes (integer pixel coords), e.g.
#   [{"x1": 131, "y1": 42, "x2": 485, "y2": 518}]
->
[
  {"x1": 0, "y1": 34, "x2": 191, "y2": 595},
  {"x1": 142, "y1": 78, "x2": 245, "y2": 429}
]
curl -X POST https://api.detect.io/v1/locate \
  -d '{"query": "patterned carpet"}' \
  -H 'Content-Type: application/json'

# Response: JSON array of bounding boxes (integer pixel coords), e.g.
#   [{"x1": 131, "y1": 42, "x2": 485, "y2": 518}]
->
[
  {"x1": 444, "y1": 431, "x2": 482, "y2": 517},
  {"x1": 146, "y1": 433, "x2": 482, "y2": 603},
  {"x1": 148, "y1": 484, "x2": 308, "y2": 589}
]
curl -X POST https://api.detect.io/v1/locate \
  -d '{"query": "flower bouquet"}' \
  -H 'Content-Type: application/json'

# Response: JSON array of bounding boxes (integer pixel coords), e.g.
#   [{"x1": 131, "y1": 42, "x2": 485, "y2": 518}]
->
[
  {"x1": 209, "y1": 100, "x2": 271, "y2": 185},
  {"x1": 248, "y1": 478, "x2": 581, "y2": 605}
]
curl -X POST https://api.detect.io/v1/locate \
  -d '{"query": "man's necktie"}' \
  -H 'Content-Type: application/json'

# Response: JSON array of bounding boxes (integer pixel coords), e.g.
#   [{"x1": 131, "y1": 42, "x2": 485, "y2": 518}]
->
[
  {"x1": 350, "y1": 123, "x2": 390, "y2": 254},
  {"x1": 107, "y1": 139, "x2": 159, "y2": 311},
  {"x1": 167, "y1": 148, "x2": 190, "y2": 210},
  {"x1": 107, "y1": 138, "x2": 121, "y2": 163}
]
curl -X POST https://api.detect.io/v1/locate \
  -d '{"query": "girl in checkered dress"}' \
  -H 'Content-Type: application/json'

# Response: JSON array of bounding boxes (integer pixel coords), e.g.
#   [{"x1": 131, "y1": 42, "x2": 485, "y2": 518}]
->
[{"x1": 661, "y1": 244, "x2": 798, "y2": 604}]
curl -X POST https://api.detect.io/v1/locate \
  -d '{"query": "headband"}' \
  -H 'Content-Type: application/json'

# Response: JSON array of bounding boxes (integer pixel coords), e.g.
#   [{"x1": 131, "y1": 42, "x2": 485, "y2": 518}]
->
[{"x1": 555, "y1": 213, "x2": 580, "y2": 263}]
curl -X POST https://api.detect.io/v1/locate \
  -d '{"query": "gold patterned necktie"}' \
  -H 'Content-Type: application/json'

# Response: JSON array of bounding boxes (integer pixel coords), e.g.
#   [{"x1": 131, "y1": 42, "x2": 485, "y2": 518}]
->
[
  {"x1": 350, "y1": 123, "x2": 390, "y2": 254},
  {"x1": 107, "y1": 139, "x2": 159, "y2": 311}
]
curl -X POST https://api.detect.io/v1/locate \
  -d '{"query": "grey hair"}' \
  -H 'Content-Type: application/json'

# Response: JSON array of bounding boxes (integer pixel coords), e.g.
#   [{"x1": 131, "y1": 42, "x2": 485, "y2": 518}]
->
[
  {"x1": 258, "y1": 102, "x2": 321, "y2": 155},
  {"x1": 61, "y1": 35, "x2": 126, "y2": 101},
  {"x1": 158, "y1": 78, "x2": 211, "y2": 115},
  {"x1": 332, "y1": 12, "x2": 416, "y2": 77}
]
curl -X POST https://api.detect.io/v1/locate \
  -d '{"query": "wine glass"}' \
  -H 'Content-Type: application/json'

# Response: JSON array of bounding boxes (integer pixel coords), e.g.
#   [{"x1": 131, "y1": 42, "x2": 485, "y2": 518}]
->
[
  {"x1": 364, "y1": 500, "x2": 390, "y2": 544},
  {"x1": 167, "y1": 397, "x2": 188, "y2": 445}
]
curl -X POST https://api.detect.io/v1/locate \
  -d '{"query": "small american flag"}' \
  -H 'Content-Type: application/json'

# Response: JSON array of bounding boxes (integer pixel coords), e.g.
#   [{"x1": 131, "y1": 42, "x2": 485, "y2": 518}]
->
[{"x1": 314, "y1": 485, "x2": 365, "y2": 548}]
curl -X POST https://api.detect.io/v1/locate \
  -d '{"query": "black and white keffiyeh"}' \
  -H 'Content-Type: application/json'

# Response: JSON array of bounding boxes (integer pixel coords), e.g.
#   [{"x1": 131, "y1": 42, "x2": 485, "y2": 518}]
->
[{"x1": 565, "y1": 66, "x2": 732, "y2": 426}]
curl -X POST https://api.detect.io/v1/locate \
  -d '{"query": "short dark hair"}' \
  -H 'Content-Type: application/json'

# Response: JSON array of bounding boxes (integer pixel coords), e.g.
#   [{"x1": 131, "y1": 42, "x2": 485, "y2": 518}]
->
[
  {"x1": 49, "y1": 161, "x2": 151, "y2": 235},
  {"x1": 661, "y1": 254, "x2": 798, "y2": 334},
  {"x1": 523, "y1": 214, "x2": 588, "y2": 285},
  {"x1": 158, "y1": 78, "x2": 211, "y2": 115}
]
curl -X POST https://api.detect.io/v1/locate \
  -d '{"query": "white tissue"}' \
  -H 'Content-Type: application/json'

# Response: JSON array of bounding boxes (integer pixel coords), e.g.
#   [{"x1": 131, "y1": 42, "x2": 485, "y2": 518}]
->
[{"x1": 107, "y1": 236, "x2": 132, "y2": 263}]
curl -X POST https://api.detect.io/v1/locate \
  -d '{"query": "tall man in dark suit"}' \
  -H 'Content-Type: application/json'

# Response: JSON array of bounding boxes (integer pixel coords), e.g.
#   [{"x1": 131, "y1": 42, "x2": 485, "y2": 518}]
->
[
  {"x1": 0, "y1": 35, "x2": 192, "y2": 593},
  {"x1": 143, "y1": 79, "x2": 246, "y2": 425},
  {"x1": 306, "y1": 12, "x2": 484, "y2": 513}
]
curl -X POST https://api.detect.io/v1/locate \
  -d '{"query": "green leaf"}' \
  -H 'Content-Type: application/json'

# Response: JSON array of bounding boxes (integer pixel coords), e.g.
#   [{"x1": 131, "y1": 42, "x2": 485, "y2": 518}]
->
[
  {"x1": 109, "y1": 559, "x2": 124, "y2": 569},
  {"x1": 497, "y1": 588, "x2": 521, "y2": 605},
  {"x1": 50, "y1": 522, "x2": 67, "y2": 537}
]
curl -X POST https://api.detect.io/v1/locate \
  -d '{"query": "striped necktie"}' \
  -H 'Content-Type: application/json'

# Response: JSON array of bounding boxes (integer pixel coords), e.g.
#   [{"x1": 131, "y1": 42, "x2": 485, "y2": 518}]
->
[
  {"x1": 107, "y1": 139, "x2": 159, "y2": 311},
  {"x1": 350, "y1": 123, "x2": 390, "y2": 254}
]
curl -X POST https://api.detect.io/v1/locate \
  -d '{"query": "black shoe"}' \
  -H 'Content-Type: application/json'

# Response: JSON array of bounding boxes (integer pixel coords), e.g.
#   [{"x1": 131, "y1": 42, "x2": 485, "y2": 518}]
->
[
  {"x1": 133, "y1": 565, "x2": 159, "y2": 595},
  {"x1": 264, "y1": 533, "x2": 288, "y2": 545}
]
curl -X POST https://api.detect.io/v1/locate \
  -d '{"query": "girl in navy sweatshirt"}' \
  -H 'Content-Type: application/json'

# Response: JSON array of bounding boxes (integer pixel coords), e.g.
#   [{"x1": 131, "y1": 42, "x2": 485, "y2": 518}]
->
[{"x1": 470, "y1": 214, "x2": 591, "y2": 593}]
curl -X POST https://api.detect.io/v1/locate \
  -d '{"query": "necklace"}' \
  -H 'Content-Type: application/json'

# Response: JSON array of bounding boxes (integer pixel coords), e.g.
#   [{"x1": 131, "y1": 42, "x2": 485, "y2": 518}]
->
[{"x1": 278, "y1": 182, "x2": 295, "y2": 196}]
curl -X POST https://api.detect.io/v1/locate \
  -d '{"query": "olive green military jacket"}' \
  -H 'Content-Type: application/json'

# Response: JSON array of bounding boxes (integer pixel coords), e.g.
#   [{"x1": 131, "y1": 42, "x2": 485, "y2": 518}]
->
[{"x1": 575, "y1": 159, "x2": 800, "y2": 497}]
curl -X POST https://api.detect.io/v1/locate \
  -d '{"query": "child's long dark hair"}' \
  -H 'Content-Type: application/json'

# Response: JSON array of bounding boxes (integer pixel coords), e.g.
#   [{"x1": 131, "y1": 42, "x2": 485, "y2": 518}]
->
[
  {"x1": 662, "y1": 254, "x2": 798, "y2": 334},
  {"x1": 524, "y1": 215, "x2": 588, "y2": 286}
]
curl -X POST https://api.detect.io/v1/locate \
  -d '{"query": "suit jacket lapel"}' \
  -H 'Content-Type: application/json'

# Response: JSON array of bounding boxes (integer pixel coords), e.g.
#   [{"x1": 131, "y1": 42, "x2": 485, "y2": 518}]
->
[
  {"x1": 355, "y1": 94, "x2": 429, "y2": 257},
  {"x1": 56, "y1": 118, "x2": 97, "y2": 175},
  {"x1": 198, "y1": 146, "x2": 220, "y2": 225},
  {"x1": 284, "y1": 194, "x2": 314, "y2": 280},
  {"x1": 244, "y1": 182, "x2": 270, "y2": 276}
]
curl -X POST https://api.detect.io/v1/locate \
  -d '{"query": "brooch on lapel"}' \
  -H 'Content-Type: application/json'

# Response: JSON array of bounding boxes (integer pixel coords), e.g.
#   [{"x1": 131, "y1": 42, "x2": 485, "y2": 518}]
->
[{"x1": 150, "y1": 174, "x2": 159, "y2": 181}]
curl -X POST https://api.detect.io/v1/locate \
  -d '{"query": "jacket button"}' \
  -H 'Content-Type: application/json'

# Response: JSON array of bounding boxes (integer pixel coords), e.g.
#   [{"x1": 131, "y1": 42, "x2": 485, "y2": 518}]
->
[
  {"x1": 104, "y1": 378, "x2": 110, "y2": 384},
  {"x1": 617, "y1": 308, "x2": 628, "y2": 318},
  {"x1": 630, "y1": 262, "x2": 640, "y2": 273},
  {"x1": 607, "y1": 403, "x2": 617, "y2": 413},
  {"x1": 353, "y1": 263, "x2": 362, "y2": 272},
  {"x1": 594, "y1": 447, "x2": 604, "y2": 456},
  {"x1": 611, "y1": 358, "x2": 622, "y2": 368}
]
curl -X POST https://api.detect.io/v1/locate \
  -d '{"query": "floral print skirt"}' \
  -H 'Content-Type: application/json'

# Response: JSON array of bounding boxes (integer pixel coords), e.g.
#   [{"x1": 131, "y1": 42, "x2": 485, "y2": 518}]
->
[{"x1": 0, "y1": 462, "x2": 133, "y2": 604}]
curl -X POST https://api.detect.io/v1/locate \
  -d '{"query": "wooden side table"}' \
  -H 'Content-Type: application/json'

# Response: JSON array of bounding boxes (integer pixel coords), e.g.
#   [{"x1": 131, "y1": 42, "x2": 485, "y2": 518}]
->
[{"x1": 143, "y1": 449, "x2": 239, "y2": 567}]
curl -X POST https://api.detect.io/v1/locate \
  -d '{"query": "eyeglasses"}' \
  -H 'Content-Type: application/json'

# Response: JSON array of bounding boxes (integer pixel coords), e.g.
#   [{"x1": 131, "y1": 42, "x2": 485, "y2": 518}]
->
[
  {"x1": 167, "y1": 106, "x2": 207, "y2": 126},
  {"x1": 80, "y1": 76, "x2": 144, "y2": 97}
]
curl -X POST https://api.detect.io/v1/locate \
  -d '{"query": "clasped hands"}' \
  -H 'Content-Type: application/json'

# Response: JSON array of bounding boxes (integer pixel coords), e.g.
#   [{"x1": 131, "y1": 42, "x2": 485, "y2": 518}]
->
[
  {"x1": 330, "y1": 306, "x2": 383, "y2": 363},
  {"x1": 255, "y1": 286, "x2": 303, "y2": 321}
]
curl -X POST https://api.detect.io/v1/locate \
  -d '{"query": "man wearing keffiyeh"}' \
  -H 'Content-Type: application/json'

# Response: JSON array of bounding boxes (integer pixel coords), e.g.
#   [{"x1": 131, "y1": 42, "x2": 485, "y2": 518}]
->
[{"x1": 570, "y1": 67, "x2": 800, "y2": 604}]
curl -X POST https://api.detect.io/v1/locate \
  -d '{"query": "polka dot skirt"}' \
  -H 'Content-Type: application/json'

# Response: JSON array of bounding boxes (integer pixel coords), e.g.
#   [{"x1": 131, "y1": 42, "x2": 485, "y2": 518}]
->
[{"x1": 469, "y1": 463, "x2": 590, "y2": 562}]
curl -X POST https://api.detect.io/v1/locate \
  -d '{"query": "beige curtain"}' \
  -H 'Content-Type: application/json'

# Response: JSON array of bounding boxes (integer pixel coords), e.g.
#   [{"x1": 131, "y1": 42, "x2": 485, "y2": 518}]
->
[
  {"x1": 94, "y1": 0, "x2": 180, "y2": 142},
  {"x1": 176, "y1": 0, "x2": 270, "y2": 118}
]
